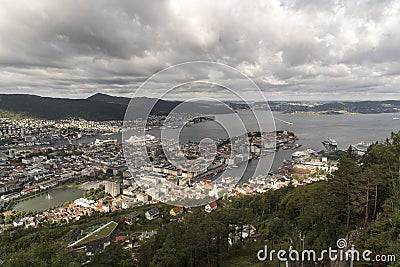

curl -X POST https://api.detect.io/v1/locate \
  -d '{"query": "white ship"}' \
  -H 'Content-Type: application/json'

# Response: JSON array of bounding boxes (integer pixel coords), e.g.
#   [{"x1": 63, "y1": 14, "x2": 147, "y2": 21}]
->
[
  {"x1": 322, "y1": 139, "x2": 338, "y2": 151},
  {"x1": 351, "y1": 142, "x2": 372, "y2": 156}
]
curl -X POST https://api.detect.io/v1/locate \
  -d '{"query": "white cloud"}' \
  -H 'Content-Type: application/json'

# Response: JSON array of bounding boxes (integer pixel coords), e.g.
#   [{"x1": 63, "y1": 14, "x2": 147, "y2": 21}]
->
[{"x1": 0, "y1": 0, "x2": 399, "y2": 100}]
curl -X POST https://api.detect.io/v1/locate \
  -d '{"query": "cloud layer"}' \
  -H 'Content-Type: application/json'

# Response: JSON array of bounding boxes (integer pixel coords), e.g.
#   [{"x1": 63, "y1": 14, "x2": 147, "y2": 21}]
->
[{"x1": 0, "y1": 0, "x2": 399, "y2": 100}]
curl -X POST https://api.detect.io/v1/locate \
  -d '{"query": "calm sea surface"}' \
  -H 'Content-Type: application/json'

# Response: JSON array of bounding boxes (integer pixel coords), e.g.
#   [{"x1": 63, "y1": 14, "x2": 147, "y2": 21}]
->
[
  {"x1": 101, "y1": 111, "x2": 400, "y2": 176},
  {"x1": 80, "y1": 111, "x2": 400, "y2": 152},
  {"x1": 152, "y1": 111, "x2": 399, "y2": 178},
  {"x1": 13, "y1": 187, "x2": 84, "y2": 212},
  {"x1": 175, "y1": 111, "x2": 400, "y2": 150}
]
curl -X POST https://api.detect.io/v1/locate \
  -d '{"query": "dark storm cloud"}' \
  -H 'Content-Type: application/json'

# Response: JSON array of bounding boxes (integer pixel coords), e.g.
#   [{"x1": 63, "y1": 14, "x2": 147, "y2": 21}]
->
[{"x1": 0, "y1": 0, "x2": 399, "y2": 100}]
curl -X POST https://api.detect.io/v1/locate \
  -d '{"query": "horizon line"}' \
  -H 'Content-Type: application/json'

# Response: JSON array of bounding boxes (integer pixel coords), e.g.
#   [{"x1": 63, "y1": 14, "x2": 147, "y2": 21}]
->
[{"x1": 1, "y1": 92, "x2": 400, "y2": 102}]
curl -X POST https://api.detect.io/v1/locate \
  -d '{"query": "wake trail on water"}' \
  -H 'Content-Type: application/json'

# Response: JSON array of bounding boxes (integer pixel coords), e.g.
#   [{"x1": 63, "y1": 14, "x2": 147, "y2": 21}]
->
[{"x1": 274, "y1": 118, "x2": 294, "y2": 125}]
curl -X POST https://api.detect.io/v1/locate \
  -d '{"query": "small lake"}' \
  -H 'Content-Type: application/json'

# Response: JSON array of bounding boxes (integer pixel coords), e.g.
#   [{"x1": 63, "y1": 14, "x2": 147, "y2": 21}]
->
[{"x1": 13, "y1": 187, "x2": 85, "y2": 212}]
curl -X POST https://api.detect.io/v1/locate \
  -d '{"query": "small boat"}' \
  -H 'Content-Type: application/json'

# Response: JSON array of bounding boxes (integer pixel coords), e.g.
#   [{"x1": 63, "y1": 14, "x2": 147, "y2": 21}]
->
[
  {"x1": 393, "y1": 117, "x2": 399, "y2": 120},
  {"x1": 45, "y1": 193, "x2": 53, "y2": 200}
]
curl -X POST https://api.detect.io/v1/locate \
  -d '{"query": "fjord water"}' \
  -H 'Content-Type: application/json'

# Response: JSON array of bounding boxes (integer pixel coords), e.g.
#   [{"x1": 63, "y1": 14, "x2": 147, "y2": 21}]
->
[
  {"x1": 176, "y1": 111, "x2": 400, "y2": 150},
  {"x1": 90, "y1": 110, "x2": 399, "y2": 174},
  {"x1": 94, "y1": 111, "x2": 399, "y2": 151},
  {"x1": 273, "y1": 112, "x2": 400, "y2": 150},
  {"x1": 173, "y1": 111, "x2": 400, "y2": 177},
  {"x1": 113, "y1": 110, "x2": 399, "y2": 173}
]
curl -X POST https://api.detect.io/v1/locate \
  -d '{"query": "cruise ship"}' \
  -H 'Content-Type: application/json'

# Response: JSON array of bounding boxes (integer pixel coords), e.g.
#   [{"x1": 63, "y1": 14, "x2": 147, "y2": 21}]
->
[
  {"x1": 351, "y1": 142, "x2": 371, "y2": 156},
  {"x1": 322, "y1": 139, "x2": 338, "y2": 151}
]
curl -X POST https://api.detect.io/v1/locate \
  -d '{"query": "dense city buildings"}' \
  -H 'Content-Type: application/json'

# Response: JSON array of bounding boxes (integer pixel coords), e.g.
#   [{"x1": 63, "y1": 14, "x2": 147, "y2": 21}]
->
[
  {"x1": 0, "y1": 114, "x2": 339, "y2": 230},
  {"x1": 104, "y1": 181, "x2": 121, "y2": 197}
]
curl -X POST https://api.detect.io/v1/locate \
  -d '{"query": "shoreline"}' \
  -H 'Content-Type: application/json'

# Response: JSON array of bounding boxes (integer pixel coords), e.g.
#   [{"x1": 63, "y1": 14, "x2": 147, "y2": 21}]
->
[
  {"x1": 11, "y1": 186, "x2": 85, "y2": 213},
  {"x1": 4, "y1": 183, "x2": 83, "y2": 213}
]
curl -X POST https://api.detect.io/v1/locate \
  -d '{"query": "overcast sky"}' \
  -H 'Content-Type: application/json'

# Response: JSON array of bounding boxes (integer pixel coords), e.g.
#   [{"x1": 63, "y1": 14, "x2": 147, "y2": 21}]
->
[{"x1": 0, "y1": 0, "x2": 400, "y2": 101}]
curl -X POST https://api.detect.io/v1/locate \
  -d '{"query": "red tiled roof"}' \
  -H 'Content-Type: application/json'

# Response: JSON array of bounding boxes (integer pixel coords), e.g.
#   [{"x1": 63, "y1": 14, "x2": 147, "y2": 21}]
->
[
  {"x1": 172, "y1": 206, "x2": 184, "y2": 213},
  {"x1": 115, "y1": 236, "x2": 126, "y2": 243},
  {"x1": 208, "y1": 201, "x2": 217, "y2": 208}
]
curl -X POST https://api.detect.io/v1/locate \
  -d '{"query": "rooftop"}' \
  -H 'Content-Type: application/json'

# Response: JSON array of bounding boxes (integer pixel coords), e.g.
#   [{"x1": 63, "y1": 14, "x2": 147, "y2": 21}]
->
[{"x1": 68, "y1": 221, "x2": 118, "y2": 248}]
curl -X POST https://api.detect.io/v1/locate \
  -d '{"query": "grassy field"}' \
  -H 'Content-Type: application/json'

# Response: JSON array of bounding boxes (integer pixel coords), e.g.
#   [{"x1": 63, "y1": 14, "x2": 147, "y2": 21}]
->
[
  {"x1": 82, "y1": 224, "x2": 101, "y2": 235},
  {"x1": 75, "y1": 221, "x2": 118, "y2": 245}
]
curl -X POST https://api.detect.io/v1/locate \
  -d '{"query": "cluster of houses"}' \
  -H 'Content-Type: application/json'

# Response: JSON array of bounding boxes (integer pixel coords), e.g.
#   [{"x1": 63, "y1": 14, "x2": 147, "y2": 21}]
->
[
  {"x1": 0, "y1": 135, "x2": 127, "y2": 205},
  {"x1": 61, "y1": 199, "x2": 220, "y2": 255},
  {"x1": 0, "y1": 117, "x2": 120, "y2": 149},
  {"x1": 66, "y1": 198, "x2": 240, "y2": 256},
  {"x1": 225, "y1": 149, "x2": 338, "y2": 195}
]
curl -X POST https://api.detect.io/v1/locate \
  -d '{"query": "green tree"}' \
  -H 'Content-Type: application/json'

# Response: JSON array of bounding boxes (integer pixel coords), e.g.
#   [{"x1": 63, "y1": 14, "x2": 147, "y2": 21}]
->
[
  {"x1": 3, "y1": 241, "x2": 83, "y2": 267},
  {"x1": 4, "y1": 214, "x2": 14, "y2": 224},
  {"x1": 328, "y1": 147, "x2": 362, "y2": 229}
]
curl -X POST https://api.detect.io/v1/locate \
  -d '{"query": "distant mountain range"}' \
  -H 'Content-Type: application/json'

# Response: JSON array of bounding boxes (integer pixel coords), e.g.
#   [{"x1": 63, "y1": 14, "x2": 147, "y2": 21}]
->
[
  {"x1": 266, "y1": 100, "x2": 400, "y2": 114},
  {"x1": 0, "y1": 93, "x2": 126, "y2": 121},
  {"x1": 0, "y1": 93, "x2": 227, "y2": 121},
  {"x1": 0, "y1": 93, "x2": 399, "y2": 121},
  {"x1": 0, "y1": 93, "x2": 185, "y2": 121}
]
